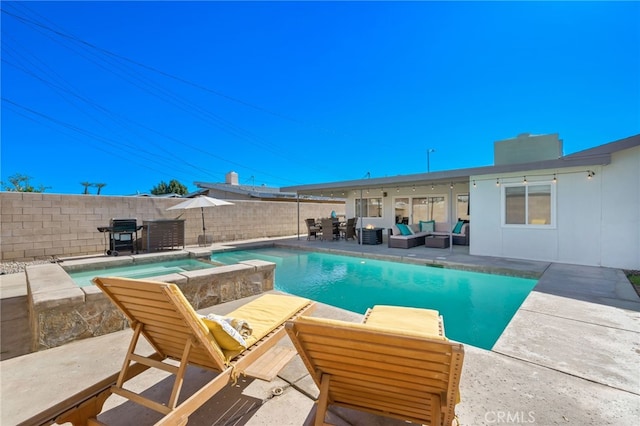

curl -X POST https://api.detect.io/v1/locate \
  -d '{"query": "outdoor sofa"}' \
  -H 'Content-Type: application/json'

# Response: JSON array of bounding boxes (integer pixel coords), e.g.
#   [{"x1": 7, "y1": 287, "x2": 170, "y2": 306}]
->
[{"x1": 388, "y1": 221, "x2": 469, "y2": 249}]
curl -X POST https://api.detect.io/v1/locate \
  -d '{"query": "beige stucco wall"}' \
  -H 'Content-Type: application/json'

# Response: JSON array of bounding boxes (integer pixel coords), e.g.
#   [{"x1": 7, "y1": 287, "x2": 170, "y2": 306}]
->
[{"x1": 0, "y1": 193, "x2": 344, "y2": 261}]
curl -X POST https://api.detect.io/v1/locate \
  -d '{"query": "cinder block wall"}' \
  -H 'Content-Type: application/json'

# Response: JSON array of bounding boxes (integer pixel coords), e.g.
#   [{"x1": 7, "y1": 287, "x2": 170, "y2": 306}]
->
[{"x1": 0, "y1": 192, "x2": 344, "y2": 261}]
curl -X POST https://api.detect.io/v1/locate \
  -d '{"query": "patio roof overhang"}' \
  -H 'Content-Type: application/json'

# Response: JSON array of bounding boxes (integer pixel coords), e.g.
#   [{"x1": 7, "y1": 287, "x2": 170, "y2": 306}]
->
[{"x1": 282, "y1": 153, "x2": 612, "y2": 197}]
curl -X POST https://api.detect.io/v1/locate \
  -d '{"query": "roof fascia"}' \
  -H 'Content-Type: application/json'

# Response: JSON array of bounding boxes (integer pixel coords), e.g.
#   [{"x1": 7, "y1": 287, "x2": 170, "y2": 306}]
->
[
  {"x1": 563, "y1": 134, "x2": 640, "y2": 159},
  {"x1": 283, "y1": 154, "x2": 611, "y2": 195}
]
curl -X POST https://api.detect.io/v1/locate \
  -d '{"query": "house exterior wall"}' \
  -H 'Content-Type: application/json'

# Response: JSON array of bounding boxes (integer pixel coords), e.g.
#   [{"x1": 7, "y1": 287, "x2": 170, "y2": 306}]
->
[
  {"x1": 470, "y1": 179, "x2": 503, "y2": 255},
  {"x1": 600, "y1": 146, "x2": 640, "y2": 269},
  {"x1": 0, "y1": 193, "x2": 344, "y2": 261},
  {"x1": 556, "y1": 169, "x2": 602, "y2": 265},
  {"x1": 470, "y1": 145, "x2": 639, "y2": 269},
  {"x1": 203, "y1": 188, "x2": 254, "y2": 200}
]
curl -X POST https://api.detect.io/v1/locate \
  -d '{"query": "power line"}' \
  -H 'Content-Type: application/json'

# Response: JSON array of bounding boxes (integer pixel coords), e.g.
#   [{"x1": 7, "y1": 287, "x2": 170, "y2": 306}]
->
[
  {"x1": 2, "y1": 5, "x2": 355, "y2": 185},
  {"x1": 2, "y1": 8, "x2": 301, "y2": 184},
  {"x1": 3, "y1": 4, "x2": 352, "y2": 141},
  {"x1": 2, "y1": 97, "x2": 191, "y2": 173},
  {"x1": 1, "y1": 52, "x2": 221, "y2": 181},
  {"x1": 1, "y1": 97, "x2": 308, "y2": 188}
]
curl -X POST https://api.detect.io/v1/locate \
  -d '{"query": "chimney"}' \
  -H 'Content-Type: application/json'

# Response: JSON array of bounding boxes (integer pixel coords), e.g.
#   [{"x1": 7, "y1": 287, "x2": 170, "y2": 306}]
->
[
  {"x1": 493, "y1": 133, "x2": 563, "y2": 165},
  {"x1": 225, "y1": 171, "x2": 239, "y2": 186}
]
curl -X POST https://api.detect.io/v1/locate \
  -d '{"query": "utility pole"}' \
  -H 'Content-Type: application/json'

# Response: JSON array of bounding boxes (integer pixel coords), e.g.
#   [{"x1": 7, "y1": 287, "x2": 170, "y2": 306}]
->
[{"x1": 427, "y1": 149, "x2": 435, "y2": 173}]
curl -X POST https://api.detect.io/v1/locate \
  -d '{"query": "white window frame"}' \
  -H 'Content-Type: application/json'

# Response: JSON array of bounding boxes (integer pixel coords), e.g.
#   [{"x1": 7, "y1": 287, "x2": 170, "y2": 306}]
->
[
  {"x1": 501, "y1": 182, "x2": 556, "y2": 228},
  {"x1": 456, "y1": 193, "x2": 470, "y2": 221},
  {"x1": 393, "y1": 197, "x2": 410, "y2": 223},
  {"x1": 393, "y1": 195, "x2": 447, "y2": 224},
  {"x1": 355, "y1": 197, "x2": 383, "y2": 218}
]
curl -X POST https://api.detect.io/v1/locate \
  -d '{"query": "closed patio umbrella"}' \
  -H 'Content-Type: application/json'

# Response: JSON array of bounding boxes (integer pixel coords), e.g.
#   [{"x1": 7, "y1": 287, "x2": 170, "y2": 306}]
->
[{"x1": 166, "y1": 195, "x2": 234, "y2": 245}]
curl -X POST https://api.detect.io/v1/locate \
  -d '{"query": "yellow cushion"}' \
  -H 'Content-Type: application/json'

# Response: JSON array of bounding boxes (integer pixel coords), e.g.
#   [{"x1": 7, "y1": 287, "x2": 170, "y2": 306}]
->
[
  {"x1": 365, "y1": 305, "x2": 444, "y2": 338},
  {"x1": 218, "y1": 293, "x2": 310, "y2": 361},
  {"x1": 165, "y1": 284, "x2": 227, "y2": 363},
  {"x1": 294, "y1": 315, "x2": 447, "y2": 341}
]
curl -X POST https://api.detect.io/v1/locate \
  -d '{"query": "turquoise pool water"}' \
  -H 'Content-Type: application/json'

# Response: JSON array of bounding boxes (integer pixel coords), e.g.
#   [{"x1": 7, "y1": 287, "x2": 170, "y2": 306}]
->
[
  {"x1": 211, "y1": 248, "x2": 537, "y2": 349},
  {"x1": 69, "y1": 258, "x2": 216, "y2": 288}
]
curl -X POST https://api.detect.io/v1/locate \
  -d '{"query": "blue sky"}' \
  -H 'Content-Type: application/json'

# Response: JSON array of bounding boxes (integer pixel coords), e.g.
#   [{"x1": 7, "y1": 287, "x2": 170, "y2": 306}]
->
[{"x1": 2, "y1": 1, "x2": 638, "y2": 195}]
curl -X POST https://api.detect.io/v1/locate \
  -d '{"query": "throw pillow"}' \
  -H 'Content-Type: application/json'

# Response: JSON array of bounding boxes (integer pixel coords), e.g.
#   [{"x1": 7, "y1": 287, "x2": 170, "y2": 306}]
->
[
  {"x1": 200, "y1": 314, "x2": 248, "y2": 351},
  {"x1": 228, "y1": 317, "x2": 253, "y2": 339},
  {"x1": 420, "y1": 220, "x2": 435, "y2": 233},
  {"x1": 396, "y1": 223, "x2": 412, "y2": 236},
  {"x1": 452, "y1": 220, "x2": 464, "y2": 234}
]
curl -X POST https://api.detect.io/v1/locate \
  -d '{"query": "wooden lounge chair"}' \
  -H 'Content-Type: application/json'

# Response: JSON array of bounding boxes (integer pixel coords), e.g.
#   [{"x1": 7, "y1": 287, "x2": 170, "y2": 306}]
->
[
  {"x1": 285, "y1": 305, "x2": 464, "y2": 426},
  {"x1": 56, "y1": 277, "x2": 315, "y2": 426}
]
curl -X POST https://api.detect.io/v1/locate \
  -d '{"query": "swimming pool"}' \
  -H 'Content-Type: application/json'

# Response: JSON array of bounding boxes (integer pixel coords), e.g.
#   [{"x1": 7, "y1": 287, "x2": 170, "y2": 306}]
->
[
  {"x1": 68, "y1": 258, "x2": 217, "y2": 287},
  {"x1": 211, "y1": 248, "x2": 537, "y2": 349}
]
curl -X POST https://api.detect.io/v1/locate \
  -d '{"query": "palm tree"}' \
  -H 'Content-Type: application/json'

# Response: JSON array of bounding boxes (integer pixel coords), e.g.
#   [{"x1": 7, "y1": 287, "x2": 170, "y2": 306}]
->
[
  {"x1": 80, "y1": 182, "x2": 92, "y2": 194},
  {"x1": 93, "y1": 183, "x2": 107, "y2": 195}
]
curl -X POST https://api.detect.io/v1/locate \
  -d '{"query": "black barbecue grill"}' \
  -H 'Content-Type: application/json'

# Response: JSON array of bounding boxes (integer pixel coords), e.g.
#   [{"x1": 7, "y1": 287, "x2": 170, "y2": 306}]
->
[{"x1": 97, "y1": 218, "x2": 143, "y2": 256}]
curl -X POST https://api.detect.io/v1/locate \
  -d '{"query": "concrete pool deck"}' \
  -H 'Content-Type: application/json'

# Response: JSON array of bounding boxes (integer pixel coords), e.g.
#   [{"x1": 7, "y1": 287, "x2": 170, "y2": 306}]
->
[{"x1": 1, "y1": 236, "x2": 639, "y2": 425}]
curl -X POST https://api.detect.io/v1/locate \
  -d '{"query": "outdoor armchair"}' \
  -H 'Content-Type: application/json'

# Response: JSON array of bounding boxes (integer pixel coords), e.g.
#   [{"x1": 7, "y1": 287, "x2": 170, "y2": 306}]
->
[{"x1": 305, "y1": 218, "x2": 320, "y2": 240}]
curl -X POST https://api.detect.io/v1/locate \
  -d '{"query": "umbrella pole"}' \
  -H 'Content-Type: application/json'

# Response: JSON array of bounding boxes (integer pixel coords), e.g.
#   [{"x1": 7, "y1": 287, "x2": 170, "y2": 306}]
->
[{"x1": 201, "y1": 207, "x2": 207, "y2": 244}]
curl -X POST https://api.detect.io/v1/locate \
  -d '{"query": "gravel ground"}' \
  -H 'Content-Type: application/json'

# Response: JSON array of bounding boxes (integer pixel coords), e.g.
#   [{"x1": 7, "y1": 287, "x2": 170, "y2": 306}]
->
[{"x1": 0, "y1": 260, "x2": 52, "y2": 275}]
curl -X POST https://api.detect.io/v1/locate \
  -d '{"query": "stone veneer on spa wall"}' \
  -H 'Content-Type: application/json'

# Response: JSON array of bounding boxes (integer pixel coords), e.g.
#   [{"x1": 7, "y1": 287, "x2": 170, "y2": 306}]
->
[{"x1": 25, "y1": 253, "x2": 276, "y2": 351}]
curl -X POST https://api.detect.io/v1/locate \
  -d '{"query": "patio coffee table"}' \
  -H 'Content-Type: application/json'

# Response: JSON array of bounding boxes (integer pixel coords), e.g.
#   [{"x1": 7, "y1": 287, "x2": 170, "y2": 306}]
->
[{"x1": 425, "y1": 235, "x2": 450, "y2": 249}]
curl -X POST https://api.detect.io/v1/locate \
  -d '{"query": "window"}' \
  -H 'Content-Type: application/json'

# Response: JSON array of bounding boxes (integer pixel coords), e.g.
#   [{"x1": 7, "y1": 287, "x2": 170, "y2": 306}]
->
[
  {"x1": 503, "y1": 184, "x2": 552, "y2": 226},
  {"x1": 393, "y1": 195, "x2": 448, "y2": 223},
  {"x1": 355, "y1": 198, "x2": 382, "y2": 218},
  {"x1": 457, "y1": 194, "x2": 469, "y2": 220},
  {"x1": 505, "y1": 186, "x2": 526, "y2": 224},
  {"x1": 412, "y1": 196, "x2": 446, "y2": 223},
  {"x1": 394, "y1": 198, "x2": 409, "y2": 223}
]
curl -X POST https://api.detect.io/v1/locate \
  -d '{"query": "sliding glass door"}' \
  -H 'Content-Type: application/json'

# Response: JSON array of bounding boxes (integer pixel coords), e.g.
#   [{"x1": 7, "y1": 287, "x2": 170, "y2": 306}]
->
[{"x1": 394, "y1": 196, "x2": 446, "y2": 224}]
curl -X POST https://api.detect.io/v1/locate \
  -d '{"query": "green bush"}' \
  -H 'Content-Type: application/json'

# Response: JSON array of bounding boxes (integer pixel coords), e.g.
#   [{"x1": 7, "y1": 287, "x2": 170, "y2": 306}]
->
[{"x1": 627, "y1": 272, "x2": 640, "y2": 286}]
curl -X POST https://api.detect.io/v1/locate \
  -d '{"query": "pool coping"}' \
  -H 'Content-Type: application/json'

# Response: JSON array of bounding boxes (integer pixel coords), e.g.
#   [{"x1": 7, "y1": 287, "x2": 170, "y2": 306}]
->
[
  {"x1": 213, "y1": 240, "x2": 546, "y2": 279},
  {"x1": 59, "y1": 249, "x2": 210, "y2": 273}
]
